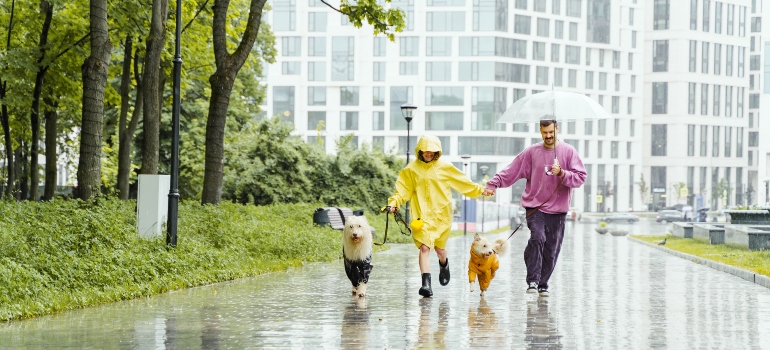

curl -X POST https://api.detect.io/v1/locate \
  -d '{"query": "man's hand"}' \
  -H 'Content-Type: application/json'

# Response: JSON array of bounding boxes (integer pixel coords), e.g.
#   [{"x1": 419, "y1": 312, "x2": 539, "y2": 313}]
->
[
  {"x1": 482, "y1": 188, "x2": 495, "y2": 196},
  {"x1": 389, "y1": 206, "x2": 398, "y2": 213},
  {"x1": 551, "y1": 157, "x2": 562, "y2": 176}
]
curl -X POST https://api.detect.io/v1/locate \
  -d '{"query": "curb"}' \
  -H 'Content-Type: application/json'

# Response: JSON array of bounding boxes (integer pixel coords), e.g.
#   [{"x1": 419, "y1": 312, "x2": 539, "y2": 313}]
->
[{"x1": 628, "y1": 237, "x2": 770, "y2": 290}]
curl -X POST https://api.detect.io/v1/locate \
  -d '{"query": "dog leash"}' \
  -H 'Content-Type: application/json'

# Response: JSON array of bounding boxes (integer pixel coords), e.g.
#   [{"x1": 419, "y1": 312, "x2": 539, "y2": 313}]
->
[
  {"x1": 374, "y1": 206, "x2": 411, "y2": 246},
  {"x1": 498, "y1": 174, "x2": 566, "y2": 247}
]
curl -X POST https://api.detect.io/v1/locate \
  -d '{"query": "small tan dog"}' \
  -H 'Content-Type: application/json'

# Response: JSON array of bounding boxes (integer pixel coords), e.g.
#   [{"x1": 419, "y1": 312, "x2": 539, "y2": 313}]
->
[
  {"x1": 342, "y1": 216, "x2": 373, "y2": 298},
  {"x1": 468, "y1": 233, "x2": 508, "y2": 296}
]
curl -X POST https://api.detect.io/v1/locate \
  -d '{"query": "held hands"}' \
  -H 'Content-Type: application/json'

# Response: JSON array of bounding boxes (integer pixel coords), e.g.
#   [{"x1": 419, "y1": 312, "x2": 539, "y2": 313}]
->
[{"x1": 482, "y1": 188, "x2": 495, "y2": 196}]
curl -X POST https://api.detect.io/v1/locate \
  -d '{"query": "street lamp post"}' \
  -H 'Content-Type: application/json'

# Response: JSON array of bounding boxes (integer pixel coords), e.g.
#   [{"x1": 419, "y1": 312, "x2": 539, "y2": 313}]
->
[
  {"x1": 480, "y1": 165, "x2": 489, "y2": 233},
  {"x1": 461, "y1": 155, "x2": 471, "y2": 236},
  {"x1": 401, "y1": 104, "x2": 417, "y2": 224},
  {"x1": 166, "y1": 0, "x2": 183, "y2": 248}
]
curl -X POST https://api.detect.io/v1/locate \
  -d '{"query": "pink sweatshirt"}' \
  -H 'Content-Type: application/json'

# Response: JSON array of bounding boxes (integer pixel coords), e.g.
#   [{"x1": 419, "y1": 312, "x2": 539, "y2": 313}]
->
[{"x1": 485, "y1": 141, "x2": 586, "y2": 214}]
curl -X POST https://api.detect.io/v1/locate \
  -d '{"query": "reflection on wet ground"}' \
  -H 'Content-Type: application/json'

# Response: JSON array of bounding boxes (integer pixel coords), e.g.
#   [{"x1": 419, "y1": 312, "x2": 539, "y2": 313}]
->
[{"x1": 2, "y1": 219, "x2": 770, "y2": 349}]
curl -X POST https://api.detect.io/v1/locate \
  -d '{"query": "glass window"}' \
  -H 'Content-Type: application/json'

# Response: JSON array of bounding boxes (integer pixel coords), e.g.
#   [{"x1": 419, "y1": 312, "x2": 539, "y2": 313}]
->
[
  {"x1": 726, "y1": 45, "x2": 733, "y2": 76},
  {"x1": 426, "y1": 37, "x2": 452, "y2": 56},
  {"x1": 553, "y1": 0, "x2": 561, "y2": 14},
  {"x1": 537, "y1": 18, "x2": 550, "y2": 37},
  {"x1": 392, "y1": 0, "x2": 415, "y2": 31},
  {"x1": 611, "y1": 141, "x2": 618, "y2": 159},
  {"x1": 691, "y1": 0, "x2": 698, "y2": 30},
  {"x1": 651, "y1": 124, "x2": 667, "y2": 156},
  {"x1": 515, "y1": 0, "x2": 527, "y2": 9},
  {"x1": 632, "y1": 31, "x2": 637, "y2": 48},
  {"x1": 307, "y1": 62, "x2": 325, "y2": 80},
  {"x1": 308, "y1": 87, "x2": 326, "y2": 106},
  {"x1": 535, "y1": 0, "x2": 546, "y2": 12},
  {"x1": 701, "y1": 125, "x2": 708, "y2": 156},
  {"x1": 282, "y1": 62, "x2": 300, "y2": 75},
  {"x1": 471, "y1": 87, "x2": 506, "y2": 131},
  {"x1": 585, "y1": 48, "x2": 591, "y2": 66},
  {"x1": 566, "y1": 0, "x2": 581, "y2": 17},
  {"x1": 712, "y1": 126, "x2": 720, "y2": 157},
  {"x1": 514, "y1": 15, "x2": 532, "y2": 34},
  {"x1": 612, "y1": 50, "x2": 620, "y2": 69},
  {"x1": 714, "y1": 44, "x2": 721, "y2": 75},
  {"x1": 598, "y1": 119, "x2": 606, "y2": 135},
  {"x1": 332, "y1": 37, "x2": 354, "y2": 81},
  {"x1": 372, "y1": 112, "x2": 385, "y2": 131},
  {"x1": 400, "y1": 37, "x2": 419, "y2": 56},
  {"x1": 273, "y1": 86, "x2": 295, "y2": 123},
  {"x1": 308, "y1": 111, "x2": 326, "y2": 130},
  {"x1": 653, "y1": 40, "x2": 668, "y2": 72},
  {"x1": 599, "y1": 72, "x2": 607, "y2": 90},
  {"x1": 627, "y1": 97, "x2": 632, "y2": 114},
  {"x1": 458, "y1": 137, "x2": 525, "y2": 156},
  {"x1": 630, "y1": 120, "x2": 635, "y2": 136},
  {"x1": 373, "y1": 87, "x2": 385, "y2": 106},
  {"x1": 631, "y1": 75, "x2": 636, "y2": 93},
  {"x1": 597, "y1": 141, "x2": 603, "y2": 158},
  {"x1": 390, "y1": 86, "x2": 413, "y2": 130},
  {"x1": 688, "y1": 125, "x2": 696, "y2": 156},
  {"x1": 612, "y1": 96, "x2": 619, "y2": 114},
  {"x1": 715, "y1": 2, "x2": 722, "y2": 33},
  {"x1": 599, "y1": 49, "x2": 605, "y2": 67},
  {"x1": 701, "y1": 84, "x2": 709, "y2": 115},
  {"x1": 585, "y1": 71, "x2": 594, "y2": 89},
  {"x1": 282, "y1": 37, "x2": 301, "y2": 56},
  {"x1": 426, "y1": 87, "x2": 464, "y2": 106},
  {"x1": 569, "y1": 22, "x2": 578, "y2": 40},
  {"x1": 554, "y1": 68, "x2": 563, "y2": 86},
  {"x1": 427, "y1": 11, "x2": 466, "y2": 31},
  {"x1": 725, "y1": 86, "x2": 732, "y2": 117},
  {"x1": 614, "y1": 74, "x2": 620, "y2": 92},
  {"x1": 309, "y1": 37, "x2": 326, "y2": 56},
  {"x1": 702, "y1": 42, "x2": 709, "y2": 74},
  {"x1": 739, "y1": 47, "x2": 745, "y2": 77},
  {"x1": 735, "y1": 128, "x2": 742, "y2": 156},
  {"x1": 587, "y1": 0, "x2": 610, "y2": 44},
  {"x1": 274, "y1": 0, "x2": 296, "y2": 31},
  {"x1": 751, "y1": 17, "x2": 762, "y2": 32},
  {"x1": 426, "y1": 62, "x2": 451, "y2": 81},
  {"x1": 585, "y1": 120, "x2": 593, "y2": 135},
  {"x1": 340, "y1": 111, "x2": 359, "y2": 131},
  {"x1": 373, "y1": 62, "x2": 385, "y2": 81},
  {"x1": 373, "y1": 37, "x2": 385, "y2": 56},
  {"x1": 725, "y1": 126, "x2": 732, "y2": 157},
  {"x1": 689, "y1": 40, "x2": 697, "y2": 72},
  {"x1": 474, "y1": 0, "x2": 508, "y2": 31},
  {"x1": 652, "y1": 82, "x2": 668, "y2": 114},
  {"x1": 308, "y1": 12, "x2": 327, "y2": 32},
  {"x1": 567, "y1": 121, "x2": 576, "y2": 134},
  {"x1": 713, "y1": 85, "x2": 721, "y2": 116},
  {"x1": 566, "y1": 45, "x2": 580, "y2": 64},
  {"x1": 340, "y1": 87, "x2": 359, "y2": 106},
  {"x1": 551, "y1": 43, "x2": 560, "y2": 62},
  {"x1": 426, "y1": 112, "x2": 464, "y2": 130},
  {"x1": 536, "y1": 66, "x2": 549, "y2": 85},
  {"x1": 533, "y1": 42, "x2": 546, "y2": 61},
  {"x1": 568, "y1": 69, "x2": 577, "y2": 87},
  {"x1": 688, "y1": 82, "x2": 696, "y2": 114},
  {"x1": 703, "y1": 0, "x2": 710, "y2": 32},
  {"x1": 555, "y1": 20, "x2": 564, "y2": 39},
  {"x1": 654, "y1": 0, "x2": 670, "y2": 30},
  {"x1": 727, "y1": 4, "x2": 734, "y2": 35},
  {"x1": 739, "y1": 5, "x2": 746, "y2": 36}
]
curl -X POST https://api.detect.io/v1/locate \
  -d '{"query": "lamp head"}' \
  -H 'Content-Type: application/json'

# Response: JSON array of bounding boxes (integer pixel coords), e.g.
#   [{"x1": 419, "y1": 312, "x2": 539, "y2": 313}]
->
[{"x1": 400, "y1": 104, "x2": 417, "y2": 123}]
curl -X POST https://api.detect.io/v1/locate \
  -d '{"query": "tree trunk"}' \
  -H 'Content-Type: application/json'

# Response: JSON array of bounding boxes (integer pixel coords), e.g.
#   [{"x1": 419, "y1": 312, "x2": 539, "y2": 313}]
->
[
  {"x1": 77, "y1": 0, "x2": 112, "y2": 200},
  {"x1": 43, "y1": 97, "x2": 58, "y2": 200},
  {"x1": 29, "y1": 0, "x2": 54, "y2": 202},
  {"x1": 118, "y1": 42, "x2": 143, "y2": 199},
  {"x1": 16, "y1": 141, "x2": 27, "y2": 200},
  {"x1": 1, "y1": 0, "x2": 16, "y2": 199},
  {"x1": 201, "y1": 0, "x2": 267, "y2": 205},
  {"x1": 139, "y1": 0, "x2": 168, "y2": 175}
]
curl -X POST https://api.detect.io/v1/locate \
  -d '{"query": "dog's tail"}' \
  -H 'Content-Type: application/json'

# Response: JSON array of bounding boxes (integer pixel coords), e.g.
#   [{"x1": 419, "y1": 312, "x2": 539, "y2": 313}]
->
[{"x1": 493, "y1": 238, "x2": 508, "y2": 256}]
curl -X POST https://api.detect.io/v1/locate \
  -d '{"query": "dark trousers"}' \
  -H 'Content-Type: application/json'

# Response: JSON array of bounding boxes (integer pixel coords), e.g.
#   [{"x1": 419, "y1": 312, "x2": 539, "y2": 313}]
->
[{"x1": 524, "y1": 209, "x2": 565, "y2": 289}]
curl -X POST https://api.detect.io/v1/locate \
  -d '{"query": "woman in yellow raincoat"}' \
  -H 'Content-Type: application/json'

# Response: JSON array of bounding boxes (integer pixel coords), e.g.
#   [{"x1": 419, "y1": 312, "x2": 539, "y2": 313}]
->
[{"x1": 388, "y1": 135, "x2": 484, "y2": 297}]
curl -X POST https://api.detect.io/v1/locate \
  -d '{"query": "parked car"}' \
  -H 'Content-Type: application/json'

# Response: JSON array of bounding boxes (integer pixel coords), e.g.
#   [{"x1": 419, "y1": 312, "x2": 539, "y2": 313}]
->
[
  {"x1": 600, "y1": 212, "x2": 640, "y2": 223},
  {"x1": 656, "y1": 210, "x2": 686, "y2": 223}
]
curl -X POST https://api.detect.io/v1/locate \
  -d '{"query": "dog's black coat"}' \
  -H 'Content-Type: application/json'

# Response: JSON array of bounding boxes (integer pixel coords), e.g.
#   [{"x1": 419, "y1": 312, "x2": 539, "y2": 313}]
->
[{"x1": 343, "y1": 249, "x2": 373, "y2": 287}]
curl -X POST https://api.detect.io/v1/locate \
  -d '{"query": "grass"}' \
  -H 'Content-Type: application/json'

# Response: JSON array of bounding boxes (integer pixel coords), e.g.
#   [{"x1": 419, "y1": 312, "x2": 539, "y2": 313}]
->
[{"x1": 631, "y1": 235, "x2": 770, "y2": 277}]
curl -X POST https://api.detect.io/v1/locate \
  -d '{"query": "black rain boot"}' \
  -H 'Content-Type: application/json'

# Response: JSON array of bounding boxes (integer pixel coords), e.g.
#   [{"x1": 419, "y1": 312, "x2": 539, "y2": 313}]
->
[
  {"x1": 419, "y1": 273, "x2": 433, "y2": 297},
  {"x1": 439, "y1": 258, "x2": 450, "y2": 286}
]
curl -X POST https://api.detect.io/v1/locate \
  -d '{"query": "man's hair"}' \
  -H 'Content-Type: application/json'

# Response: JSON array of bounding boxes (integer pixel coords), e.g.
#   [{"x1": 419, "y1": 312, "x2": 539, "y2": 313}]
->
[{"x1": 539, "y1": 119, "x2": 558, "y2": 128}]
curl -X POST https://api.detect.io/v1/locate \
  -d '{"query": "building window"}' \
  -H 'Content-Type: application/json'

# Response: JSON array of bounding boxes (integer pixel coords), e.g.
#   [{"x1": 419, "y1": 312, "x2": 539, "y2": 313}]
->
[
  {"x1": 427, "y1": 11, "x2": 466, "y2": 31},
  {"x1": 691, "y1": 0, "x2": 698, "y2": 30},
  {"x1": 751, "y1": 17, "x2": 762, "y2": 32},
  {"x1": 599, "y1": 72, "x2": 607, "y2": 90},
  {"x1": 426, "y1": 62, "x2": 451, "y2": 81},
  {"x1": 652, "y1": 40, "x2": 668, "y2": 72},
  {"x1": 727, "y1": 4, "x2": 734, "y2": 35},
  {"x1": 598, "y1": 119, "x2": 606, "y2": 135},
  {"x1": 569, "y1": 22, "x2": 578, "y2": 41},
  {"x1": 568, "y1": 69, "x2": 577, "y2": 88},
  {"x1": 651, "y1": 124, "x2": 667, "y2": 156},
  {"x1": 340, "y1": 111, "x2": 359, "y2": 131},
  {"x1": 689, "y1": 40, "x2": 697, "y2": 72},
  {"x1": 426, "y1": 37, "x2": 452, "y2": 56},
  {"x1": 586, "y1": 48, "x2": 592, "y2": 65},
  {"x1": 400, "y1": 37, "x2": 419, "y2": 56},
  {"x1": 599, "y1": 49, "x2": 605, "y2": 67},
  {"x1": 514, "y1": 15, "x2": 531, "y2": 34},
  {"x1": 726, "y1": 45, "x2": 733, "y2": 76},
  {"x1": 688, "y1": 125, "x2": 696, "y2": 156},
  {"x1": 715, "y1": 2, "x2": 723, "y2": 33},
  {"x1": 282, "y1": 37, "x2": 301, "y2": 56},
  {"x1": 399, "y1": 62, "x2": 418, "y2": 75},
  {"x1": 612, "y1": 96, "x2": 619, "y2": 114},
  {"x1": 534, "y1": 0, "x2": 546, "y2": 12},
  {"x1": 614, "y1": 74, "x2": 620, "y2": 92},
  {"x1": 703, "y1": 0, "x2": 711, "y2": 32},
  {"x1": 373, "y1": 87, "x2": 385, "y2": 106},
  {"x1": 555, "y1": 20, "x2": 564, "y2": 39},
  {"x1": 536, "y1": 66, "x2": 549, "y2": 85},
  {"x1": 701, "y1": 84, "x2": 709, "y2": 115},
  {"x1": 584, "y1": 141, "x2": 590, "y2": 158},
  {"x1": 688, "y1": 82, "x2": 696, "y2": 114},
  {"x1": 631, "y1": 75, "x2": 636, "y2": 92},
  {"x1": 566, "y1": 0, "x2": 581, "y2": 17},
  {"x1": 654, "y1": 0, "x2": 670, "y2": 30},
  {"x1": 725, "y1": 86, "x2": 733, "y2": 117},
  {"x1": 627, "y1": 142, "x2": 632, "y2": 159},
  {"x1": 585, "y1": 71, "x2": 594, "y2": 89},
  {"x1": 308, "y1": 12, "x2": 327, "y2": 32},
  {"x1": 458, "y1": 137, "x2": 524, "y2": 156},
  {"x1": 373, "y1": 37, "x2": 385, "y2": 56},
  {"x1": 551, "y1": 43, "x2": 561, "y2": 62},
  {"x1": 612, "y1": 50, "x2": 620, "y2": 69},
  {"x1": 597, "y1": 141, "x2": 603, "y2": 158},
  {"x1": 308, "y1": 62, "x2": 325, "y2": 81},
  {"x1": 273, "y1": 86, "x2": 295, "y2": 124},
  {"x1": 426, "y1": 112, "x2": 464, "y2": 130},
  {"x1": 735, "y1": 127, "x2": 742, "y2": 156},
  {"x1": 426, "y1": 87, "x2": 464, "y2": 106},
  {"x1": 308, "y1": 87, "x2": 326, "y2": 106},
  {"x1": 282, "y1": 62, "x2": 300, "y2": 75},
  {"x1": 565, "y1": 45, "x2": 580, "y2": 64},
  {"x1": 373, "y1": 62, "x2": 385, "y2": 81},
  {"x1": 390, "y1": 86, "x2": 413, "y2": 130},
  {"x1": 472, "y1": 87, "x2": 506, "y2": 131},
  {"x1": 553, "y1": 0, "x2": 561, "y2": 15},
  {"x1": 713, "y1": 85, "x2": 721, "y2": 116},
  {"x1": 274, "y1": 0, "x2": 296, "y2": 31},
  {"x1": 587, "y1": 0, "x2": 610, "y2": 44},
  {"x1": 652, "y1": 82, "x2": 668, "y2": 114},
  {"x1": 611, "y1": 141, "x2": 618, "y2": 158},
  {"x1": 392, "y1": 0, "x2": 415, "y2": 31},
  {"x1": 749, "y1": 93, "x2": 759, "y2": 108},
  {"x1": 533, "y1": 42, "x2": 546, "y2": 61},
  {"x1": 632, "y1": 31, "x2": 637, "y2": 48},
  {"x1": 554, "y1": 68, "x2": 563, "y2": 86},
  {"x1": 739, "y1": 47, "x2": 745, "y2": 77},
  {"x1": 749, "y1": 131, "x2": 758, "y2": 146},
  {"x1": 702, "y1": 42, "x2": 709, "y2": 74},
  {"x1": 308, "y1": 111, "x2": 326, "y2": 130},
  {"x1": 714, "y1": 44, "x2": 722, "y2": 75},
  {"x1": 372, "y1": 112, "x2": 385, "y2": 131},
  {"x1": 630, "y1": 120, "x2": 635, "y2": 136},
  {"x1": 700, "y1": 125, "x2": 708, "y2": 156},
  {"x1": 627, "y1": 97, "x2": 632, "y2": 114},
  {"x1": 712, "y1": 126, "x2": 720, "y2": 157},
  {"x1": 725, "y1": 126, "x2": 732, "y2": 157},
  {"x1": 739, "y1": 5, "x2": 746, "y2": 36},
  {"x1": 537, "y1": 18, "x2": 550, "y2": 37},
  {"x1": 309, "y1": 37, "x2": 326, "y2": 57},
  {"x1": 340, "y1": 87, "x2": 359, "y2": 106},
  {"x1": 332, "y1": 37, "x2": 354, "y2": 81}
]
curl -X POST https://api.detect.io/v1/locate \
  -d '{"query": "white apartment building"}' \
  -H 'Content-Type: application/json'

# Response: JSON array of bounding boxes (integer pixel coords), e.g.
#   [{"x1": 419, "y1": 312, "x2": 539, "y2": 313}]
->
[
  {"x1": 265, "y1": 0, "x2": 644, "y2": 213},
  {"x1": 752, "y1": 0, "x2": 770, "y2": 205},
  {"x1": 644, "y1": 0, "x2": 750, "y2": 212}
]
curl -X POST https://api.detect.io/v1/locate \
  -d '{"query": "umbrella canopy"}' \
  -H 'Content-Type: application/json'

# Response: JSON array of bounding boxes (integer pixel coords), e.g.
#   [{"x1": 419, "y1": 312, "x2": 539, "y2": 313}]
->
[{"x1": 496, "y1": 90, "x2": 612, "y2": 124}]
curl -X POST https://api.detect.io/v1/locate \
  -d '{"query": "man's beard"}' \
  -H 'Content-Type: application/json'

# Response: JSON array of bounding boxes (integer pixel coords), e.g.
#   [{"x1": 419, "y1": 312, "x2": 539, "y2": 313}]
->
[{"x1": 544, "y1": 137, "x2": 554, "y2": 143}]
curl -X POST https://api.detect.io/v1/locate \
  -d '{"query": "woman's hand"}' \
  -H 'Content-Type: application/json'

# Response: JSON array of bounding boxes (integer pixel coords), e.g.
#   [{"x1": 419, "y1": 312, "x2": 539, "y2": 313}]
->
[{"x1": 482, "y1": 188, "x2": 495, "y2": 196}]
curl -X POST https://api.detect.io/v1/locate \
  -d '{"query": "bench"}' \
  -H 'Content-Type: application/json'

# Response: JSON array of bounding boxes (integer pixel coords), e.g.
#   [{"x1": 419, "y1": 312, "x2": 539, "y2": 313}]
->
[
  {"x1": 692, "y1": 224, "x2": 725, "y2": 245},
  {"x1": 313, "y1": 207, "x2": 376, "y2": 237},
  {"x1": 672, "y1": 222, "x2": 694, "y2": 239}
]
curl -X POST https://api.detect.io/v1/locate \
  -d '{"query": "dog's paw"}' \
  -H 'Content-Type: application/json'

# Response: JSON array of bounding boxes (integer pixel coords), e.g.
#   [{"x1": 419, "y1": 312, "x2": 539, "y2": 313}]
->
[
  {"x1": 351, "y1": 287, "x2": 358, "y2": 295},
  {"x1": 357, "y1": 283, "x2": 367, "y2": 298},
  {"x1": 469, "y1": 281, "x2": 476, "y2": 292},
  {"x1": 480, "y1": 290, "x2": 485, "y2": 297}
]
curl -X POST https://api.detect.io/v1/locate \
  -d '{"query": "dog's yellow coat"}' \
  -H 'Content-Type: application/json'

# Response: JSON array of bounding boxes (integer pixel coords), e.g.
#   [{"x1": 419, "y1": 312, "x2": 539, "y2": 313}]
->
[{"x1": 467, "y1": 247, "x2": 500, "y2": 291}]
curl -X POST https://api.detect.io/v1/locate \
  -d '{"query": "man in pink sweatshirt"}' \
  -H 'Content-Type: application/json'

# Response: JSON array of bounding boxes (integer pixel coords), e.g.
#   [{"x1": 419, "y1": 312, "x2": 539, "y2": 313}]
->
[{"x1": 482, "y1": 120, "x2": 586, "y2": 297}]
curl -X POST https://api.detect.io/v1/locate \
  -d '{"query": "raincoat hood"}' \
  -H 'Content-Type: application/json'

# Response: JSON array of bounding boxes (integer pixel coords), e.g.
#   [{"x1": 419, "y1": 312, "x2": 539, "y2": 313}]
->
[{"x1": 415, "y1": 135, "x2": 442, "y2": 162}]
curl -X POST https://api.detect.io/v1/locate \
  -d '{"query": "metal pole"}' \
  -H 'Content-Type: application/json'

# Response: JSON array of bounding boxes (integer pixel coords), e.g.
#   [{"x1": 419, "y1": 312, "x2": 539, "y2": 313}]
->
[
  {"x1": 166, "y1": 0, "x2": 183, "y2": 248},
  {"x1": 405, "y1": 120, "x2": 411, "y2": 224},
  {"x1": 463, "y1": 163, "x2": 468, "y2": 236}
]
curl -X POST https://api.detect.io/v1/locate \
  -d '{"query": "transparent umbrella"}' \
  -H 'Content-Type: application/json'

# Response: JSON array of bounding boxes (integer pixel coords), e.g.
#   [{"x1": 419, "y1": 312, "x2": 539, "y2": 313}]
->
[{"x1": 496, "y1": 90, "x2": 612, "y2": 124}]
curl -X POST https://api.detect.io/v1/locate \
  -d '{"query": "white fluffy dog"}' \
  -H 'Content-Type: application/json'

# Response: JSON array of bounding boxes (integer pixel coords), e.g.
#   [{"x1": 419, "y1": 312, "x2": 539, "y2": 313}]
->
[
  {"x1": 468, "y1": 233, "x2": 508, "y2": 297},
  {"x1": 343, "y1": 216, "x2": 373, "y2": 298}
]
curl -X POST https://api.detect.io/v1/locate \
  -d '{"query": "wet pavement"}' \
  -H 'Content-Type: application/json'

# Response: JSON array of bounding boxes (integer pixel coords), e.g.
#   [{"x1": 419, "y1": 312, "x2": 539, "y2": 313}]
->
[{"x1": 2, "y1": 219, "x2": 770, "y2": 349}]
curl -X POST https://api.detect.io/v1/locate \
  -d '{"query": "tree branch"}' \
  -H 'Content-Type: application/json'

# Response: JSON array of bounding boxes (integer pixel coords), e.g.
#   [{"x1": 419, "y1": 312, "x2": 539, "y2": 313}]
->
[
  {"x1": 320, "y1": 0, "x2": 345, "y2": 14},
  {"x1": 182, "y1": 0, "x2": 210, "y2": 34}
]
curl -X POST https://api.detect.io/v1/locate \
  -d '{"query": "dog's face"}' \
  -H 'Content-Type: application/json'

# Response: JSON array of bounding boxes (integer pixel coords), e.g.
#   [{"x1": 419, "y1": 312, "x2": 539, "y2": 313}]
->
[
  {"x1": 471, "y1": 233, "x2": 494, "y2": 258},
  {"x1": 343, "y1": 216, "x2": 371, "y2": 245}
]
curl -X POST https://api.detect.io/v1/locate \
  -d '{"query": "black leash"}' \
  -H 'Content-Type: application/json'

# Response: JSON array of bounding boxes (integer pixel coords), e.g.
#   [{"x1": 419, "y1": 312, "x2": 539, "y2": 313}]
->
[{"x1": 374, "y1": 206, "x2": 411, "y2": 246}]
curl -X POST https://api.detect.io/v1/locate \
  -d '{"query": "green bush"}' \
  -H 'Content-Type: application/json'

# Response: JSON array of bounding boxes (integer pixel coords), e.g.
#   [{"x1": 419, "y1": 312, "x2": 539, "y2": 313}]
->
[{"x1": 0, "y1": 198, "x2": 357, "y2": 321}]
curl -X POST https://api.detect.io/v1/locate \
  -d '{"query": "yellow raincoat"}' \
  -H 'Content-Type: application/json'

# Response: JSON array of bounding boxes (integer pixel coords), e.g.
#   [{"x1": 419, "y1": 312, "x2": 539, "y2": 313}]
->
[{"x1": 388, "y1": 135, "x2": 483, "y2": 249}]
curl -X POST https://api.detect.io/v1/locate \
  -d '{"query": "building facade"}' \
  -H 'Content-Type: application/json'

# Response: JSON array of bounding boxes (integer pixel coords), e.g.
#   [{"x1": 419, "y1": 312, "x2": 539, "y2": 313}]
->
[
  {"x1": 644, "y1": 0, "x2": 750, "y2": 212},
  {"x1": 266, "y1": 0, "x2": 645, "y2": 213}
]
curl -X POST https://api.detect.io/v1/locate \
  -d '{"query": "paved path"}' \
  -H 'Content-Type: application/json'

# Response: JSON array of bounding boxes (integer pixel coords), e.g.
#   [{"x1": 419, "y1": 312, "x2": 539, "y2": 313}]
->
[{"x1": 2, "y1": 220, "x2": 770, "y2": 349}]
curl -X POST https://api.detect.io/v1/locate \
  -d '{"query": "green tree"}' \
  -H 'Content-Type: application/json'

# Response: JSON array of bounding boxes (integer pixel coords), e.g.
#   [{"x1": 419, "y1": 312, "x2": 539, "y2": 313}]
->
[
  {"x1": 638, "y1": 173, "x2": 648, "y2": 206},
  {"x1": 672, "y1": 181, "x2": 687, "y2": 203}
]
